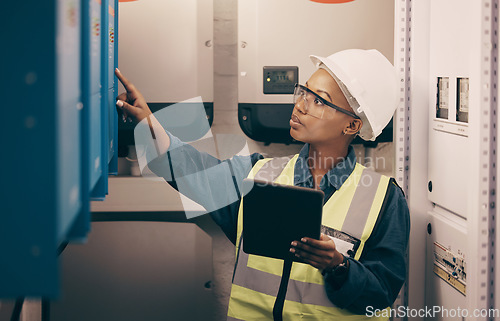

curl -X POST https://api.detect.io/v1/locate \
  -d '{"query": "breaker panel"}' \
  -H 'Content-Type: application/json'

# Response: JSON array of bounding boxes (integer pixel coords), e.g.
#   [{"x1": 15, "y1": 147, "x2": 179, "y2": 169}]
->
[
  {"x1": 426, "y1": 0, "x2": 477, "y2": 229},
  {"x1": 433, "y1": 242, "x2": 466, "y2": 295},
  {"x1": 426, "y1": 213, "x2": 467, "y2": 320}
]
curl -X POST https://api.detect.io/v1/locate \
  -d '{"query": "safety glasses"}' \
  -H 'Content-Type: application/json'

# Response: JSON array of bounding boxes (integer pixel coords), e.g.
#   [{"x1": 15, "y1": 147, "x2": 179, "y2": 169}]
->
[{"x1": 293, "y1": 84, "x2": 360, "y2": 119}]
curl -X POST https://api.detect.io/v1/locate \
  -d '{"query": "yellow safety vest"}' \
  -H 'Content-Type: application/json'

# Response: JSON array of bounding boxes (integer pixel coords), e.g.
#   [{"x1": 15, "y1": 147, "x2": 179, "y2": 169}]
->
[{"x1": 227, "y1": 155, "x2": 393, "y2": 321}]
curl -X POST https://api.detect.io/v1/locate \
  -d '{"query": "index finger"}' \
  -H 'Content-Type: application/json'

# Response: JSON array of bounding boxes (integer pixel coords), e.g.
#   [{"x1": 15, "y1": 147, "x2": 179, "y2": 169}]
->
[
  {"x1": 115, "y1": 68, "x2": 135, "y2": 92},
  {"x1": 300, "y1": 234, "x2": 335, "y2": 250}
]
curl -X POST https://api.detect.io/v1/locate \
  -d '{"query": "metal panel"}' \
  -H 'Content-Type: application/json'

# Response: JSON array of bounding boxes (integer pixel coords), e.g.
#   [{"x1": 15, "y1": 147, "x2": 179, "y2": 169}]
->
[
  {"x1": 107, "y1": 0, "x2": 118, "y2": 173},
  {"x1": 393, "y1": 0, "x2": 413, "y2": 319},
  {"x1": 117, "y1": 0, "x2": 214, "y2": 103},
  {"x1": 409, "y1": 0, "x2": 498, "y2": 319},
  {"x1": 90, "y1": 93, "x2": 103, "y2": 188},
  {"x1": 237, "y1": 0, "x2": 395, "y2": 145},
  {"x1": 57, "y1": 0, "x2": 84, "y2": 240},
  {"x1": 109, "y1": 0, "x2": 119, "y2": 175},
  {"x1": 108, "y1": 86, "x2": 117, "y2": 165},
  {"x1": 425, "y1": 211, "x2": 467, "y2": 321},
  {"x1": 89, "y1": 0, "x2": 102, "y2": 96},
  {"x1": 427, "y1": 0, "x2": 474, "y2": 219},
  {"x1": 93, "y1": 0, "x2": 111, "y2": 199},
  {"x1": 469, "y1": 0, "x2": 497, "y2": 316},
  {"x1": 82, "y1": 0, "x2": 103, "y2": 192},
  {"x1": 0, "y1": 0, "x2": 83, "y2": 298},
  {"x1": 496, "y1": 2, "x2": 500, "y2": 316}
]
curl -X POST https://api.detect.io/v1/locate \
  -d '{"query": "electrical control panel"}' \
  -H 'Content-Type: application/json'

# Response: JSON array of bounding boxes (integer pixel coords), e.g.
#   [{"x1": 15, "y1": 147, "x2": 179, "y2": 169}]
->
[
  {"x1": 427, "y1": 0, "x2": 475, "y2": 219},
  {"x1": 238, "y1": 0, "x2": 394, "y2": 144},
  {"x1": 1, "y1": 0, "x2": 83, "y2": 298},
  {"x1": 238, "y1": 0, "x2": 394, "y2": 104},
  {"x1": 426, "y1": 212, "x2": 467, "y2": 318},
  {"x1": 263, "y1": 66, "x2": 298, "y2": 95},
  {"x1": 433, "y1": 242, "x2": 466, "y2": 295}
]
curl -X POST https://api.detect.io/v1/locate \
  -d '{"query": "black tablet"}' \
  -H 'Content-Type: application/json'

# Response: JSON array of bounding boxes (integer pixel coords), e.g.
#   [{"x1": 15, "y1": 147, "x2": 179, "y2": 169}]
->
[{"x1": 241, "y1": 178, "x2": 324, "y2": 261}]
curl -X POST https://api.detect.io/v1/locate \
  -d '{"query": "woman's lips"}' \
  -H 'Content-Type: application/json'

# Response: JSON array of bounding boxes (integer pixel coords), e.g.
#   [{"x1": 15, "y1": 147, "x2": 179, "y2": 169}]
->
[{"x1": 290, "y1": 114, "x2": 303, "y2": 128}]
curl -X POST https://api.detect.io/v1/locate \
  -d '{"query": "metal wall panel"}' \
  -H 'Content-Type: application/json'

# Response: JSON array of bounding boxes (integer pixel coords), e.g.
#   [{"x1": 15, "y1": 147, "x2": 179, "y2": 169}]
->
[
  {"x1": 101, "y1": 0, "x2": 118, "y2": 177},
  {"x1": 109, "y1": 0, "x2": 119, "y2": 175},
  {"x1": 0, "y1": 0, "x2": 83, "y2": 297},
  {"x1": 425, "y1": 211, "x2": 467, "y2": 321},
  {"x1": 82, "y1": 0, "x2": 103, "y2": 191},
  {"x1": 0, "y1": 0, "x2": 117, "y2": 298}
]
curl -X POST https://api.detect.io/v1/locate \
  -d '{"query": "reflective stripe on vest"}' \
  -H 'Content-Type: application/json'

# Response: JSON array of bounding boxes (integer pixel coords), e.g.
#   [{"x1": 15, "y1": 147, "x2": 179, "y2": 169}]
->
[
  {"x1": 227, "y1": 155, "x2": 391, "y2": 321},
  {"x1": 233, "y1": 240, "x2": 335, "y2": 307}
]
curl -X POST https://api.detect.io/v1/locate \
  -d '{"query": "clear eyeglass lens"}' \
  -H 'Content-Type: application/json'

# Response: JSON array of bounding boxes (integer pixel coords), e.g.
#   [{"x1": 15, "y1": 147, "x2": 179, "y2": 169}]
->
[{"x1": 293, "y1": 86, "x2": 325, "y2": 119}]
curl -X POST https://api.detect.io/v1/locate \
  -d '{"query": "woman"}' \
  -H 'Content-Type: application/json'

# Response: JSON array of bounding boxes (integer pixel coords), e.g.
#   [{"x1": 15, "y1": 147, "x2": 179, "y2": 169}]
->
[{"x1": 115, "y1": 49, "x2": 410, "y2": 320}]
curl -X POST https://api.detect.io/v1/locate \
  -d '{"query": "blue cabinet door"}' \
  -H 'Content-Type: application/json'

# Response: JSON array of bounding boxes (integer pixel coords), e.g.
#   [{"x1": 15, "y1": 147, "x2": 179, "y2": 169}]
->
[{"x1": 0, "y1": 0, "x2": 87, "y2": 298}]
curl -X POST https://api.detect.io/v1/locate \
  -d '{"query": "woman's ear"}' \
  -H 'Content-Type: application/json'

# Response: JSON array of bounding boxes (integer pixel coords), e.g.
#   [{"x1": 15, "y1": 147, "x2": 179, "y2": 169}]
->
[{"x1": 345, "y1": 118, "x2": 363, "y2": 136}]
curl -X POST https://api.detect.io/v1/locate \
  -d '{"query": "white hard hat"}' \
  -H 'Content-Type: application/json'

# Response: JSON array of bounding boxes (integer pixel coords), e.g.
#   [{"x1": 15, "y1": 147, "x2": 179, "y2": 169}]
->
[{"x1": 310, "y1": 49, "x2": 399, "y2": 141}]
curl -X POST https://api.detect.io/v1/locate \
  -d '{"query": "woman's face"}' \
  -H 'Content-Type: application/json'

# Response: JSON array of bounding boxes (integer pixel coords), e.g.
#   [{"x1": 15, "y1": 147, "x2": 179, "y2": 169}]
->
[{"x1": 289, "y1": 68, "x2": 358, "y2": 145}]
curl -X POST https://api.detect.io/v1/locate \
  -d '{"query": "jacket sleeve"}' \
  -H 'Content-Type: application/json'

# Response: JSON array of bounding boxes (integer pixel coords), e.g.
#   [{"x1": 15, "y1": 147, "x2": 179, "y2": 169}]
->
[
  {"x1": 323, "y1": 183, "x2": 410, "y2": 314},
  {"x1": 147, "y1": 131, "x2": 263, "y2": 243}
]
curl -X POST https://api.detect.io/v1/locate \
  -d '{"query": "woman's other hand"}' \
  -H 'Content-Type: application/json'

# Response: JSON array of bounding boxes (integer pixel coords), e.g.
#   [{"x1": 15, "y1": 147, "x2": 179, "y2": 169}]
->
[{"x1": 290, "y1": 233, "x2": 344, "y2": 271}]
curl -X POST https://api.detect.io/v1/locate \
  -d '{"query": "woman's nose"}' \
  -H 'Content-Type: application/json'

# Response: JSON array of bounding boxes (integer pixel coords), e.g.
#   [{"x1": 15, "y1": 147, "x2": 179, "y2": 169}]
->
[{"x1": 295, "y1": 99, "x2": 307, "y2": 115}]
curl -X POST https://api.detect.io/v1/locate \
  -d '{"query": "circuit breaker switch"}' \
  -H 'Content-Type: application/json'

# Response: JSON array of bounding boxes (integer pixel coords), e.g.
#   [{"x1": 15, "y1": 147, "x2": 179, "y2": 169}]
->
[
  {"x1": 456, "y1": 78, "x2": 469, "y2": 122},
  {"x1": 436, "y1": 77, "x2": 449, "y2": 119},
  {"x1": 433, "y1": 242, "x2": 466, "y2": 295}
]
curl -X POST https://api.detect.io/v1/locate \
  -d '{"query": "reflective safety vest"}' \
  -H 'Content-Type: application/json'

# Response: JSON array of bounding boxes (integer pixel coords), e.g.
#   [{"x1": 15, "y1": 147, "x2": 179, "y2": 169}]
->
[{"x1": 227, "y1": 155, "x2": 393, "y2": 321}]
